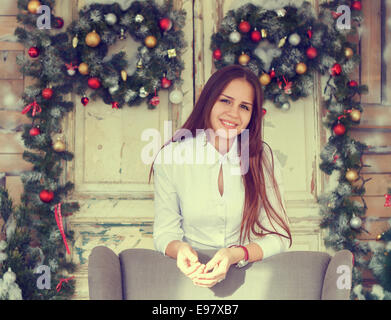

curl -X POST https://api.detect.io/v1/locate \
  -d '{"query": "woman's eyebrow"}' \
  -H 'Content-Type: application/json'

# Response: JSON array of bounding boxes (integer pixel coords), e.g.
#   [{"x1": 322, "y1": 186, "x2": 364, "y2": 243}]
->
[{"x1": 221, "y1": 94, "x2": 253, "y2": 106}]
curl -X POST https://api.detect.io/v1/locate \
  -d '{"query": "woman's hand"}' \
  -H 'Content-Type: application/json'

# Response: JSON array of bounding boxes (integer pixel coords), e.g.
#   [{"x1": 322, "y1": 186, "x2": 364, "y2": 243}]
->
[
  {"x1": 191, "y1": 248, "x2": 235, "y2": 288},
  {"x1": 176, "y1": 242, "x2": 206, "y2": 280}
]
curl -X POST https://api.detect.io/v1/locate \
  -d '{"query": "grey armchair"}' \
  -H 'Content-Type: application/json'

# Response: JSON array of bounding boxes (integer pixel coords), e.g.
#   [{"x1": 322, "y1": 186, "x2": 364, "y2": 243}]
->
[{"x1": 88, "y1": 246, "x2": 353, "y2": 300}]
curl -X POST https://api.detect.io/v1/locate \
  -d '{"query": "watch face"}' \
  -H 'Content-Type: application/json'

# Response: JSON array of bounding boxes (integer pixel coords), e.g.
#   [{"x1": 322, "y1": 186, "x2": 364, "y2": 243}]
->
[{"x1": 237, "y1": 259, "x2": 249, "y2": 268}]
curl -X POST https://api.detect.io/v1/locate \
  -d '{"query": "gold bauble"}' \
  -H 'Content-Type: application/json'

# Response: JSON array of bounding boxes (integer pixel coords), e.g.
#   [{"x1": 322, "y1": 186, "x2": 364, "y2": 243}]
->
[
  {"x1": 28, "y1": 0, "x2": 41, "y2": 14},
  {"x1": 72, "y1": 36, "x2": 79, "y2": 48},
  {"x1": 78, "y1": 63, "x2": 89, "y2": 75},
  {"x1": 121, "y1": 70, "x2": 128, "y2": 81},
  {"x1": 261, "y1": 29, "x2": 268, "y2": 38},
  {"x1": 296, "y1": 62, "x2": 307, "y2": 75},
  {"x1": 53, "y1": 138, "x2": 66, "y2": 152},
  {"x1": 350, "y1": 109, "x2": 361, "y2": 122},
  {"x1": 238, "y1": 53, "x2": 250, "y2": 66},
  {"x1": 345, "y1": 47, "x2": 354, "y2": 58},
  {"x1": 259, "y1": 73, "x2": 271, "y2": 86},
  {"x1": 145, "y1": 35, "x2": 157, "y2": 48},
  {"x1": 85, "y1": 30, "x2": 101, "y2": 48},
  {"x1": 345, "y1": 169, "x2": 359, "y2": 182}
]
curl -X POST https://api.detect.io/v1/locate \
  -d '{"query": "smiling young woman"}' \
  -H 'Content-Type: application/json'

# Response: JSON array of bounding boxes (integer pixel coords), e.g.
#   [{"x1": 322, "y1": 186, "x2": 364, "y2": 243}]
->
[{"x1": 149, "y1": 64, "x2": 292, "y2": 288}]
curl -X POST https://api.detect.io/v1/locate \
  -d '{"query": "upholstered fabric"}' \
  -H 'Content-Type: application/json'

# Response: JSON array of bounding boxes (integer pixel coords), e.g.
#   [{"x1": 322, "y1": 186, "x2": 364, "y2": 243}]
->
[{"x1": 88, "y1": 247, "x2": 353, "y2": 300}]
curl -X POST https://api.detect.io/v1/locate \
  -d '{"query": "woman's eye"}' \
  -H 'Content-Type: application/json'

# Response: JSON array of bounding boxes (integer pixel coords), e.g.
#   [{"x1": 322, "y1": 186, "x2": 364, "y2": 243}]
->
[
  {"x1": 220, "y1": 99, "x2": 231, "y2": 104},
  {"x1": 241, "y1": 105, "x2": 250, "y2": 111}
]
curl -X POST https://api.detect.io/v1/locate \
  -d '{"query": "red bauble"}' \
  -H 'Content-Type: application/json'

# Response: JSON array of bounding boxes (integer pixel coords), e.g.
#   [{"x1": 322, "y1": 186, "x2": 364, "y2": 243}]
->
[
  {"x1": 159, "y1": 18, "x2": 172, "y2": 31},
  {"x1": 239, "y1": 21, "x2": 251, "y2": 33},
  {"x1": 42, "y1": 88, "x2": 53, "y2": 100},
  {"x1": 351, "y1": 1, "x2": 362, "y2": 11},
  {"x1": 81, "y1": 96, "x2": 89, "y2": 106},
  {"x1": 348, "y1": 80, "x2": 358, "y2": 87},
  {"x1": 29, "y1": 127, "x2": 41, "y2": 136},
  {"x1": 331, "y1": 63, "x2": 342, "y2": 76},
  {"x1": 39, "y1": 190, "x2": 54, "y2": 203},
  {"x1": 213, "y1": 49, "x2": 222, "y2": 60},
  {"x1": 28, "y1": 47, "x2": 40, "y2": 58},
  {"x1": 112, "y1": 101, "x2": 120, "y2": 109},
  {"x1": 306, "y1": 47, "x2": 318, "y2": 59},
  {"x1": 150, "y1": 95, "x2": 160, "y2": 107},
  {"x1": 262, "y1": 108, "x2": 267, "y2": 115},
  {"x1": 53, "y1": 17, "x2": 64, "y2": 29},
  {"x1": 88, "y1": 77, "x2": 101, "y2": 89},
  {"x1": 161, "y1": 77, "x2": 172, "y2": 89},
  {"x1": 307, "y1": 29, "x2": 313, "y2": 39},
  {"x1": 269, "y1": 69, "x2": 276, "y2": 78},
  {"x1": 250, "y1": 29, "x2": 262, "y2": 42},
  {"x1": 333, "y1": 123, "x2": 346, "y2": 136}
]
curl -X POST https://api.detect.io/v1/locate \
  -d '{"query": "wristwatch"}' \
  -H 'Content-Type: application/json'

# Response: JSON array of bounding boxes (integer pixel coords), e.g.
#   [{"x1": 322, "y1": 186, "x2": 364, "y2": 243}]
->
[{"x1": 229, "y1": 245, "x2": 249, "y2": 268}]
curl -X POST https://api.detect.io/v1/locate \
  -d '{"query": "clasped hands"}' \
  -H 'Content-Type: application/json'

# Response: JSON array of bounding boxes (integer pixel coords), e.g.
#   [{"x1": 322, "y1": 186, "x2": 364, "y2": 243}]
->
[{"x1": 177, "y1": 243, "x2": 235, "y2": 288}]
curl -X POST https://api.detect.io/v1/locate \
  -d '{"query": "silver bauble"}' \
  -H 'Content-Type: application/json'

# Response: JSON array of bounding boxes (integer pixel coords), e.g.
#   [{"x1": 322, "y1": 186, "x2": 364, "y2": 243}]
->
[
  {"x1": 350, "y1": 216, "x2": 362, "y2": 229},
  {"x1": 288, "y1": 33, "x2": 301, "y2": 46},
  {"x1": 135, "y1": 14, "x2": 144, "y2": 23},
  {"x1": 104, "y1": 13, "x2": 117, "y2": 25},
  {"x1": 67, "y1": 69, "x2": 76, "y2": 76},
  {"x1": 109, "y1": 85, "x2": 119, "y2": 95},
  {"x1": 281, "y1": 102, "x2": 291, "y2": 111},
  {"x1": 169, "y1": 89, "x2": 184, "y2": 104},
  {"x1": 229, "y1": 31, "x2": 241, "y2": 44}
]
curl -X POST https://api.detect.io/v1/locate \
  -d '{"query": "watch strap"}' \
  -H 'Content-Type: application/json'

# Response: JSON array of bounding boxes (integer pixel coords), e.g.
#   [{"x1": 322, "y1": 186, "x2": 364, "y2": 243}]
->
[{"x1": 228, "y1": 245, "x2": 249, "y2": 261}]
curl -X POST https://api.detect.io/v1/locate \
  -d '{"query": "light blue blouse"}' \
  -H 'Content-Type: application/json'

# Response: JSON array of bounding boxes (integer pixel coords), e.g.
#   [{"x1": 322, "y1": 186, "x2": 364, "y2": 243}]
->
[{"x1": 152, "y1": 130, "x2": 290, "y2": 260}]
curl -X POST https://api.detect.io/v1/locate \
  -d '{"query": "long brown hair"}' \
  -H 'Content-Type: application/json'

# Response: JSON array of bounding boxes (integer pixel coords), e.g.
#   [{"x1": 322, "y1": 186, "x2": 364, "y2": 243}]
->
[{"x1": 148, "y1": 65, "x2": 292, "y2": 248}]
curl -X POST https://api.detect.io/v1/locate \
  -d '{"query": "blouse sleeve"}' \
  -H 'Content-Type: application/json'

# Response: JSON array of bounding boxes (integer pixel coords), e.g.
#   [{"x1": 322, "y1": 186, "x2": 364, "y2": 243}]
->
[
  {"x1": 252, "y1": 147, "x2": 291, "y2": 260},
  {"x1": 152, "y1": 145, "x2": 184, "y2": 256}
]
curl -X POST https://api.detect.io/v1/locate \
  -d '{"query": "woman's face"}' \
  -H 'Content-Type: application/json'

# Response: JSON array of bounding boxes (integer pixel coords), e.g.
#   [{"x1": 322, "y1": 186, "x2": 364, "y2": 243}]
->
[{"x1": 209, "y1": 78, "x2": 254, "y2": 140}]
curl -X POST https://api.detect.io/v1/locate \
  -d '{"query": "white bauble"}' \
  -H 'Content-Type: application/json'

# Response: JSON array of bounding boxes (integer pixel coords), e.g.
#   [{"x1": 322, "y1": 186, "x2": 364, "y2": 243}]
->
[
  {"x1": 350, "y1": 216, "x2": 362, "y2": 229},
  {"x1": 229, "y1": 31, "x2": 241, "y2": 44},
  {"x1": 281, "y1": 102, "x2": 291, "y2": 111},
  {"x1": 109, "y1": 85, "x2": 119, "y2": 95},
  {"x1": 67, "y1": 69, "x2": 76, "y2": 76},
  {"x1": 169, "y1": 89, "x2": 184, "y2": 104},
  {"x1": 104, "y1": 13, "x2": 118, "y2": 25},
  {"x1": 288, "y1": 33, "x2": 301, "y2": 46},
  {"x1": 139, "y1": 87, "x2": 148, "y2": 98}
]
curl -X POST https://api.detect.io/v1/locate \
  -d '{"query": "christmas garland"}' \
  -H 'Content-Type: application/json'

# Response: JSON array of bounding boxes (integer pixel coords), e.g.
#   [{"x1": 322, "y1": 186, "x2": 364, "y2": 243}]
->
[
  {"x1": 211, "y1": 0, "x2": 389, "y2": 300},
  {"x1": 0, "y1": 0, "x2": 186, "y2": 300}
]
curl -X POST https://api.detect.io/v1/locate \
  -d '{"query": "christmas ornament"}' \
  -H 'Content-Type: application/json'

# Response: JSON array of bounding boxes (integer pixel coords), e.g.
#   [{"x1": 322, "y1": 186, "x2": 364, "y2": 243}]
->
[
  {"x1": 85, "y1": 30, "x2": 101, "y2": 47},
  {"x1": 150, "y1": 89, "x2": 160, "y2": 106},
  {"x1": 39, "y1": 190, "x2": 54, "y2": 203},
  {"x1": 88, "y1": 77, "x2": 101, "y2": 89},
  {"x1": 344, "y1": 47, "x2": 354, "y2": 59},
  {"x1": 261, "y1": 29, "x2": 268, "y2": 38},
  {"x1": 53, "y1": 137, "x2": 66, "y2": 152},
  {"x1": 307, "y1": 29, "x2": 313, "y2": 39},
  {"x1": 384, "y1": 194, "x2": 391, "y2": 207},
  {"x1": 81, "y1": 96, "x2": 89, "y2": 106},
  {"x1": 53, "y1": 203, "x2": 71, "y2": 255},
  {"x1": 276, "y1": 8, "x2": 287, "y2": 17},
  {"x1": 135, "y1": 14, "x2": 144, "y2": 23},
  {"x1": 288, "y1": 33, "x2": 301, "y2": 46},
  {"x1": 250, "y1": 29, "x2": 262, "y2": 43},
  {"x1": 352, "y1": 1, "x2": 362, "y2": 11},
  {"x1": 350, "y1": 216, "x2": 362, "y2": 229},
  {"x1": 229, "y1": 31, "x2": 241, "y2": 44},
  {"x1": 281, "y1": 102, "x2": 291, "y2": 111},
  {"x1": 53, "y1": 17, "x2": 64, "y2": 29},
  {"x1": 119, "y1": 28, "x2": 126, "y2": 40},
  {"x1": 332, "y1": 11, "x2": 343, "y2": 19},
  {"x1": 262, "y1": 108, "x2": 267, "y2": 115},
  {"x1": 238, "y1": 53, "x2": 250, "y2": 66},
  {"x1": 28, "y1": 47, "x2": 40, "y2": 58},
  {"x1": 159, "y1": 18, "x2": 172, "y2": 31},
  {"x1": 65, "y1": 62, "x2": 78, "y2": 76},
  {"x1": 22, "y1": 101, "x2": 41, "y2": 117},
  {"x1": 306, "y1": 47, "x2": 318, "y2": 59},
  {"x1": 345, "y1": 169, "x2": 359, "y2": 182},
  {"x1": 348, "y1": 80, "x2": 358, "y2": 87},
  {"x1": 139, "y1": 87, "x2": 148, "y2": 98},
  {"x1": 145, "y1": 35, "x2": 157, "y2": 48},
  {"x1": 333, "y1": 123, "x2": 346, "y2": 136},
  {"x1": 169, "y1": 89, "x2": 183, "y2": 104},
  {"x1": 109, "y1": 85, "x2": 119, "y2": 95},
  {"x1": 121, "y1": 70, "x2": 128, "y2": 81},
  {"x1": 278, "y1": 36, "x2": 287, "y2": 48},
  {"x1": 213, "y1": 49, "x2": 222, "y2": 60},
  {"x1": 239, "y1": 21, "x2": 251, "y2": 33},
  {"x1": 29, "y1": 126, "x2": 41, "y2": 136},
  {"x1": 27, "y1": 0, "x2": 41, "y2": 14},
  {"x1": 78, "y1": 62, "x2": 89, "y2": 75},
  {"x1": 259, "y1": 73, "x2": 271, "y2": 86},
  {"x1": 112, "y1": 101, "x2": 120, "y2": 109},
  {"x1": 137, "y1": 59, "x2": 143, "y2": 69},
  {"x1": 161, "y1": 77, "x2": 172, "y2": 89},
  {"x1": 167, "y1": 49, "x2": 177, "y2": 58},
  {"x1": 269, "y1": 68, "x2": 276, "y2": 78},
  {"x1": 350, "y1": 109, "x2": 361, "y2": 122},
  {"x1": 72, "y1": 36, "x2": 79, "y2": 48},
  {"x1": 42, "y1": 88, "x2": 53, "y2": 100},
  {"x1": 296, "y1": 62, "x2": 307, "y2": 75},
  {"x1": 278, "y1": 76, "x2": 292, "y2": 94},
  {"x1": 104, "y1": 13, "x2": 117, "y2": 25},
  {"x1": 331, "y1": 63, "x2": 342, "y2": 76}
]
